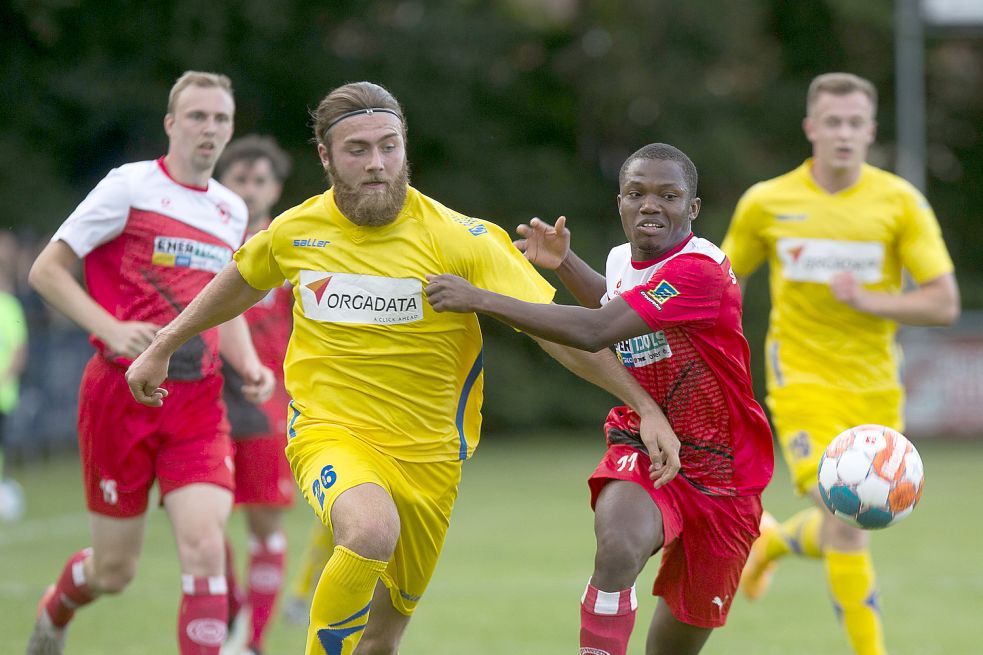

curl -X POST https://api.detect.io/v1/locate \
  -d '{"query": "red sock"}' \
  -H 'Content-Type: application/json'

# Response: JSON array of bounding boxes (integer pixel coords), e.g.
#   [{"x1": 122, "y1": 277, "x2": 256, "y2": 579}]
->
[
  {"x1": 224, "y1": 538, "x2": 243, "y2": 621},
  {"x1": 580, "y1": 582, "x2": 637, "y2": 655},
  {"x1": 178, "y1": 575, "x2": 229, "y2": 655},
  {"x1": 45, "y1": 548, "x2": 97, "y2": 627},
  {"x1": 247, "y1": 531, "x2": 287, "y2": 650}
]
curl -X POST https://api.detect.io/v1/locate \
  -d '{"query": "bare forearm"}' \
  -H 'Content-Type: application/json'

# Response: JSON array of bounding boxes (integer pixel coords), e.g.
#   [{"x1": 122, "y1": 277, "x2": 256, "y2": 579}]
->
[
  {"x1": 855, "y1": 275, "x2": 960, "y2": 326},
  {"x1": 535, "y1": 338, "x2": 664, "y2": 418},
  {"x1": 218, "y1": 316, "x2": 263, "y2": 376},
  {"x1": 555, "y1": 250, "x2": 607, "y2": 308},
  {"x1": 29, "y1": 243, "x2": 121, "y2": 340},
  {"x1": 151, "y1": 263, "x2": 268, "y2": 356},
  {"x1": 474, "y1": 291, "x2": 611, "y2": 351}
]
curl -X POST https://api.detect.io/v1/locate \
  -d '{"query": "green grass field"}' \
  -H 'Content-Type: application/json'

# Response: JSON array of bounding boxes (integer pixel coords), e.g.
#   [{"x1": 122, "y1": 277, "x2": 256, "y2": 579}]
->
[{"x1": 0, "y1": 434, "x2": 977, "y2": 654}]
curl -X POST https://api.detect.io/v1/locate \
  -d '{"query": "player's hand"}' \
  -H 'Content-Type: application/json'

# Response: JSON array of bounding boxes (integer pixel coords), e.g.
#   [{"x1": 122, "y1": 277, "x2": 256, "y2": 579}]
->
[
  {"x1": 424, "y1": 274, "x2": 481, "y2": 313},
  {"x1": 241, "y1": 364, "x2": 276, "y2": 405},
  {"x1": 513, "y1": 216, "x2": 571, "y2": 270},
  {"x1": 125, "y1": 348, "x2": 170, "y2": 407},
  {"x1": 102, "y1": 320, "x2": 161, "y2": 360},
  {"x1": 638, "y1": 413, "x2": 681, "y2": 488},
  {"x1": 829, "y1": 271, "x2": 864, "y2": 308}
]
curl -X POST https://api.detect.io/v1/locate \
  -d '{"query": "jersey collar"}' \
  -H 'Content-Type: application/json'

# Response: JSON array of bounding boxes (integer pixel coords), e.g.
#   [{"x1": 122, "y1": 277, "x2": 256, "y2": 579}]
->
[
  {"x1": 156, "y1": 157, "x2": 209, "y2": 192},
  {"x1": 631, "y1": 232, "x2": 694, "y2": 269}
]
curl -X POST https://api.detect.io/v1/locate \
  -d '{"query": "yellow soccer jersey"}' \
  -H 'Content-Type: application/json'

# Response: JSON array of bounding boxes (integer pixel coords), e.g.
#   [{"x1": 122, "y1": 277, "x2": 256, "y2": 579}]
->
[
  {"x1": 722, "y1": 160, "x2": 954, "y2": 393},
  {"x1": 234, "y1": 186, "x2": 555, "y2": 462}
]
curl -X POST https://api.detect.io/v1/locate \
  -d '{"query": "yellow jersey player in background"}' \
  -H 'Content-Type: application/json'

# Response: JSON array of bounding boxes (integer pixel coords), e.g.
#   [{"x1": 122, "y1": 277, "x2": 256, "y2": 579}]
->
[
  {"x1": 721, "y1": 72, "x2": 960, "y2": 655},
  {"x1": 124, "y1": 81, "x2": 670, "y2": 655}
]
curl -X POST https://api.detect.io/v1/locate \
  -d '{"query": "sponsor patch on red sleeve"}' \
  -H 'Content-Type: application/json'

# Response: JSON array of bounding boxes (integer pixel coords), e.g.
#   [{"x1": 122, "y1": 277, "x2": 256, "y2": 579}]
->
[{"x1": 640, "y1": 280, "x2": 680, "y2": 311}]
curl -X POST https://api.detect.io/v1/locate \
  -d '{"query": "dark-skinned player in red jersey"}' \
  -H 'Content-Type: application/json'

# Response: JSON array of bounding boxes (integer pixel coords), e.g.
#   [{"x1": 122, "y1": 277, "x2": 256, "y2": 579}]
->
[{"x1": 425, "y1": 143, "x2": 774, "y2": 655}]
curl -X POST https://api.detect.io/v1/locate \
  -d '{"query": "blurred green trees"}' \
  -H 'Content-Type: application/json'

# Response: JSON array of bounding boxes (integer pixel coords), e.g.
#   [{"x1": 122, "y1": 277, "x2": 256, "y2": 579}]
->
[{"x1": 3, "y1": 1, "x2": 981, "y2": 429}]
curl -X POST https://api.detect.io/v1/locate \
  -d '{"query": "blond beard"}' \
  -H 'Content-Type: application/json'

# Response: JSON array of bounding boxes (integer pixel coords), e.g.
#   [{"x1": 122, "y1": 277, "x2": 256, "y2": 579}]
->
[{"x1": 329, "y1": 162, "x2": 410, "y2": 227}]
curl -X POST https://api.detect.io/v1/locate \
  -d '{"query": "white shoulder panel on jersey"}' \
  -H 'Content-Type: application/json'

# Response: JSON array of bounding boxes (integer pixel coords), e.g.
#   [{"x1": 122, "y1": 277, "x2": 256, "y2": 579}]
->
[
  {"x1": 53, "y1": 160, "x2": 247, "y2": 258},
  {"x1": 602, "y1": 237, "x2": 725, "y2": 305}
]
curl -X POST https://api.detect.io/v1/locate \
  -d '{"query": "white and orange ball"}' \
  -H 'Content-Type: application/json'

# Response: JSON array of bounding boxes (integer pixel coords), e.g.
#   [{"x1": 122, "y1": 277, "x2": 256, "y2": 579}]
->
[{"x1": 818, "y1": 424, "x2": 924, "y2": 529}]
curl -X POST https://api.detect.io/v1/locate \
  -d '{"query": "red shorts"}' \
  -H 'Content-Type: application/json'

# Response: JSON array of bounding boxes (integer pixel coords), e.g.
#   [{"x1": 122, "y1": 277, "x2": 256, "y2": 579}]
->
[
  {"x1": 78, "y1": 355, "x2": 234, "y2": 518},
  {"x1": 233, "y1": 433, "x2": 295, "y2": 506},
  {"x1": 588, "y1": 444, "x2": 762, "y2": 628}
]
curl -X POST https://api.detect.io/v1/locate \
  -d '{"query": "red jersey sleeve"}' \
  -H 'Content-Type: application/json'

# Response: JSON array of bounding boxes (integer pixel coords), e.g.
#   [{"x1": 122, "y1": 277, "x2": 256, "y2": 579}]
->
[{"x1": 619, "y1": 255, "x2": 725, "y2": 331}]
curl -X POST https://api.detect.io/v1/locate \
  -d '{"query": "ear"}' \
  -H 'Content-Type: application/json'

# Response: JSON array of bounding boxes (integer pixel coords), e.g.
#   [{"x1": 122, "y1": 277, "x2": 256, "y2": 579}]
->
[
  {"x1": 802, "y1": 116, "x2": 815, "y2": 144},
  {"x1": 317, "y1": 143, "x2": 331, "y2": 170},
  {"x1": 163, "y1": 113, "x2": 174, "y2": 138},
  {"x1": 689, "y1": 197, "x2": 702, "y2": 221},
  {"x1": 867, "y1": 119, "x2": 878, "y2": 144}
]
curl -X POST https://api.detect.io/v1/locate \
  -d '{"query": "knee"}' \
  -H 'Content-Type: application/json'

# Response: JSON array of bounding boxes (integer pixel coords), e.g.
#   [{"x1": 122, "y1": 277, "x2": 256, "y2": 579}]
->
[
  {"x1": 338, "y1": 519, "x2": 399, "y2": 562},
  {"x1": 91, "y1": 558, "x2": 138, "y2": 594},
  {"x1": 822, "y1": 514, "x2": 869, "y2": 551},
  {"x1": 332, "y1": 493, "x2": 400, "y2": 562},
  {"x1": 593, "y1": 531, "x2": 649, "y2": 584},
  {"x1": 176, "y1": 528, "x2": 226, "y2": 574}
]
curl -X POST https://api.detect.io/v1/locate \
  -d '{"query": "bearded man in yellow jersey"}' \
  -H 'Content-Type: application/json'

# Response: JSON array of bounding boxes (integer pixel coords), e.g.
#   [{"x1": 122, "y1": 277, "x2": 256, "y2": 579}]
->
[
  {"x1": 721, "y1": 72, "x2": 960, "y2": 655},
  {"x1": 124, "y1": 81, "x2": 680, "y2": 655}
]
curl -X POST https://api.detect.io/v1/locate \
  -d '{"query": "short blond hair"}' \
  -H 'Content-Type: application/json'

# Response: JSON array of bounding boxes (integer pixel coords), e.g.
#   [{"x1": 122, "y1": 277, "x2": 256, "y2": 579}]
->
[
  {"x1": 167, "y1": 71, "x2": 234, "y2": 114},
  {"x1": 807, "y1": 72, "x2": 877, "y2": 116}
]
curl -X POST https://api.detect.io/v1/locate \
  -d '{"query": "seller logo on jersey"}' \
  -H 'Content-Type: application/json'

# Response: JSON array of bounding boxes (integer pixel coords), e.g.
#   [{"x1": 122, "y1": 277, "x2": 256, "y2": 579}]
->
[
  {"x1": 293, "y1": 237, "x2": 330, "y2": 247},
  {"x1": 777, "y1": 238, "x2": 884, "y2": 284},
  {"x1": 152, "y1": 236, "x2": 231, "y2": 273},
  {"x1": 299, "y1": 270, "x2": 423, "y2": 325},
  {"x1": 640, "y1": 280, "x2": 679, "y2": 311}
]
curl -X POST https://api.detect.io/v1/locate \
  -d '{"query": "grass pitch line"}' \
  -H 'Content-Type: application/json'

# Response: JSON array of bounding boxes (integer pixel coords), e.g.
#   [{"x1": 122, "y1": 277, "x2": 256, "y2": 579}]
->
[{"x1": 0, "y1": 511, "x2": 88, "y2": 547}]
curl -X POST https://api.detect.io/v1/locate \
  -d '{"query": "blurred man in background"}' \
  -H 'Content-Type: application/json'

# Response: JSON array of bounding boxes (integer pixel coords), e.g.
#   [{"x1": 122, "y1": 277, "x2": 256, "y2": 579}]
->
[
  {"x1": 26, "y1": 71, "x2": 274, "y2": 655},
  {"x1": 721, "y1": 72, "x2": 960, "y2": 655},
  {"x1": 214, "y1": 135, "x2": 294, "y2": 655},
  {"x1": 125, "y1": 80, "x2": 669, "y2": 655}
]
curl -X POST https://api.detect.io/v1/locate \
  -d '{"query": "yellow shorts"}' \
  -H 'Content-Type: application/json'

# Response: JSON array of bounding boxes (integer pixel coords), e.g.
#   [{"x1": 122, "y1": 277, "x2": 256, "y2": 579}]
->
[
  {"x1": 767, "y1": 385, "x2": 903, "y2": 494},
  {"x1": 286, "y1": 426, "x2": 462, "y2": 615}
]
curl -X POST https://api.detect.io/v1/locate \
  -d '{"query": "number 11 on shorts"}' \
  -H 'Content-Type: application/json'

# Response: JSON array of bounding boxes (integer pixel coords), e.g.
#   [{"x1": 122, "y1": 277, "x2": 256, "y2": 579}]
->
[{"x1": 616, "y1": 452, "x2": 638, "y2": 472}]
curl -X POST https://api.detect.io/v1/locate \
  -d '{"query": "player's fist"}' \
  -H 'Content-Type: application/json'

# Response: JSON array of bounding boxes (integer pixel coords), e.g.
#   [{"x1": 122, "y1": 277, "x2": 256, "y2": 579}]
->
[
  {"x1": 103, "y1": 320, "x2": 161, "y2": 360},
  {"x1": 126, "y1": 348, "x2": 170, "y2": 407},
  {"x1": 829, "y1": 271, "x2": 862, "y2": 306},
  {"x1": 241, "y1": 364, "x2": 276, "y2": 405},
  {"x1": 425, "y1": 274, "x2": 481, "y2": 313}
]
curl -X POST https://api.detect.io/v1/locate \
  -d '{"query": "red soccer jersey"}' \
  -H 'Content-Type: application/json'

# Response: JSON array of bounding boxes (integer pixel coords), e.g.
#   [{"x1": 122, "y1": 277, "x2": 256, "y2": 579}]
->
[
  {"x1": 602, "y1": 234, "x2": 773, "y2": 496},
  {"x1": 52, "y1": 158, "x2": 247, "y2": 379}
]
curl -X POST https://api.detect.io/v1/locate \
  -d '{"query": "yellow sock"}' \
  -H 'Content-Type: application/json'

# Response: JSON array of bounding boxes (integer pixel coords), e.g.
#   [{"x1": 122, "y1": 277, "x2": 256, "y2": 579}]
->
[
  {"x1": 765, "y1": 507, "x2": 824, "y2": 560},
  {"x1": 291, "y1": 520, "x2": 335, "y2": 599},
  {"x1": 825, "y1": 549, "x2": 886, "y2": 655},
  {"x1": 306, "y1": 545, "x2": 388, "y2": 655}
]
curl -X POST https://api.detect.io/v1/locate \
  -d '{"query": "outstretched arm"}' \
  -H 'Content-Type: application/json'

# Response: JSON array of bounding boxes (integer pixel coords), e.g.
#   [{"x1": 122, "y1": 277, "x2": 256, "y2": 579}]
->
[
  {"x1": 515, "y1": 217, "x2": 606, "y2": 308},
  {"x1": 126, "y1": 262, "x2": 270, "y2": 406},
  {"x1": 29, "y1": 240, "x2": 161, "y2": 359},
  {"x1": 533, "y1": 337, "x2": 680, "y2": 487},
  {"x1": 426, "y1": 273, "x2": 646, "y2": 352},
  {"x1": 830, "y1": 271, "x2": 960, "y2": 326}
]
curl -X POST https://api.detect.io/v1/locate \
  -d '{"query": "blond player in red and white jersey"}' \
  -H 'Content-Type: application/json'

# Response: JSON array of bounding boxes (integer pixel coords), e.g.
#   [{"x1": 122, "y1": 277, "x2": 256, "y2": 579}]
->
[
  {"x1": 214, "y1": 135, "x2": 295, "y2": 655},
  {"x1": 26, "y1": 71, "x2": 275, "y2": 655},
  {"x1": 721, "y1": 73, "x2": 960, "y2": 655},
  {"x1": 427, "y1": 143, "x2": 774, "y2": 655}
]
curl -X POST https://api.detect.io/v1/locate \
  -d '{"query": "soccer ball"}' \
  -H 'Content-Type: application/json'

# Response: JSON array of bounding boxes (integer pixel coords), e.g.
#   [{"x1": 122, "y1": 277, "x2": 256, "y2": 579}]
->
[{"x1": 817, "y1": 424, "x2": 924, "y2": 529}]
